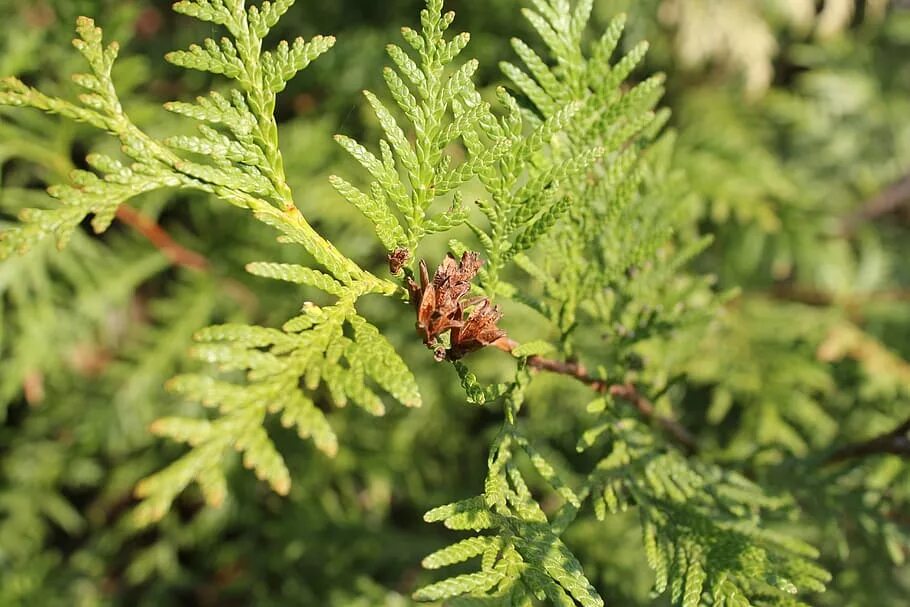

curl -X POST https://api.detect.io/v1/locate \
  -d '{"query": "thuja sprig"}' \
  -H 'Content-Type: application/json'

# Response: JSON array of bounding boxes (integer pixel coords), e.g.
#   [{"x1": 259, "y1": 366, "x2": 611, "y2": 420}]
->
[
  {"x1": 331, "y1": 0, "x2": 508, "y2": 254},
  {"x1": 416, "y1": 369, "x2": 606, "y2": 607},
  {"x1": 0, "y1": 3, "x2": 385, "y2": 295},
  {"x1": 459, "y1": 0, "x2": 674, "y2": 339},
  {"x1": 0, "y1": 0, "x2": 419, "y2": 525},
  {"x1": 410, "y1": 2, "x2": 829, "y2": 606}
]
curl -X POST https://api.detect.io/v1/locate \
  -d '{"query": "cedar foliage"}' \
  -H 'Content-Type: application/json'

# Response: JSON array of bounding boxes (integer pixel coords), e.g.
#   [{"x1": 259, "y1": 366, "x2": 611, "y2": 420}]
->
[{"x1": 0, "y1": 1, "x2": 907, "y2": 605}]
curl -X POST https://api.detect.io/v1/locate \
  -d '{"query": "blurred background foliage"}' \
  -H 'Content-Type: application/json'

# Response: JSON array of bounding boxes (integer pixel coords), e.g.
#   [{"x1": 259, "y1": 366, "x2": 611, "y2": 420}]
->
[{"x1": 0, "y1": 0, "x2": 908, "y2": 605}]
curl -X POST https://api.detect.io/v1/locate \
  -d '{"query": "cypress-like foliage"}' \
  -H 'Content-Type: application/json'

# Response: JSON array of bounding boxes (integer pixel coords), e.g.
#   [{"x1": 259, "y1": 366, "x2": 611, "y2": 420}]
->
[{"x1": 0, "y1": 1, "x2": 906, "y2": 605}]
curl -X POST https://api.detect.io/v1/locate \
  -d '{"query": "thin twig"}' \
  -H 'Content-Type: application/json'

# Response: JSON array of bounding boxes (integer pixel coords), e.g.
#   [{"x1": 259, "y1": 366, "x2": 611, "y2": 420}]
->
[
  {"x1": 841, "y1": 173, "x2": 910, "y2": 236},
  {"x1": 826, "y1": 416, "x2": 910, "y2": 464},
  {"x1": 115, "y1": 204, "x2": 209, "y2": 272},
  {"x1": 506, "y1": 346, "x2": 698, "y2": 454},
  {"x1": 115, "y1": 204, "x2": 258, "y2": 314},
  {"x1": 771, "y1": 283, "x2": 910, "y2": 309},
  {"x1": 605, "y1": 383, "x2": 698, "y2": 455}
]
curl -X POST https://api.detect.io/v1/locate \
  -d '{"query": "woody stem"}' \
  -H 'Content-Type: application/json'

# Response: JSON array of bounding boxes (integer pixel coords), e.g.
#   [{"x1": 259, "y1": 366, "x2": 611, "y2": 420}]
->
[
  {"x1": 115, "y1": 204, "x2": 258, "y2": 314},
  {"x1": 116, "y1": 204, "x2": 209, "y2": 271},
  {"x1": 826, "y1": 416, "x2": 910, "y2": 464},
  {"x1": 501, "y1": 343, "x2": 698, "y2": 453}
]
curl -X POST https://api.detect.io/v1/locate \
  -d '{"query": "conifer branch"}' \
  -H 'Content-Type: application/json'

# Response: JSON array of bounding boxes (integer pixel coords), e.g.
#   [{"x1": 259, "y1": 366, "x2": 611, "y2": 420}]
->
[
  {"x1": 0, "y1": 3, "x2": 415, "y2": 522},
  {"x1": 0, "y1": 3, "x2": 869, "y2": 604},
  {"x1": 826, "y1": 416, "x2": 910, "y2": 463}
]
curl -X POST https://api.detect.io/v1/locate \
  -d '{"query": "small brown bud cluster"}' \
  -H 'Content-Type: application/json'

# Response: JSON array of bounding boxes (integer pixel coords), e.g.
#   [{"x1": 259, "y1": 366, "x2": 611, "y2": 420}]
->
[
  {"x1": 387, "y1": 247, "x2": 410, "y2": 275},
  {"x1": 406, "y1": 252, "x2": 508, "y2": 361}
]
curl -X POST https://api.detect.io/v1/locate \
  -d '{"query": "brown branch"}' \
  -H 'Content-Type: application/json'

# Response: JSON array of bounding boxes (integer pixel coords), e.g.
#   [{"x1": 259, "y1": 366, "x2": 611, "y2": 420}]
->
[
  {"x1": 826, "y1": 416, "x2": 910, "y2": 464},
  {"x1": 115, "y1": 205, "x2": 210, "y2": 272},
  {"x1": 768, "y1": 283, "x2": 910, "y2": 326},
  {"x1": 771, "y1": 283, "x2": 910, "y2": 309},
  {"x1": 605, "y1": 383, "x2": 698, "y2": 455},
  {"x1": 512, "y1": 348, "x2": 698, "y2": 454},
  {"x1": 403, "y1": 253, "x2": 685, "y2": 454},
  {"x1": 115, "y1": 205, "x2": 258, "y2": 314},
  {"x1": 841, "y1": 173, "x2": 910, "y2": 236}
]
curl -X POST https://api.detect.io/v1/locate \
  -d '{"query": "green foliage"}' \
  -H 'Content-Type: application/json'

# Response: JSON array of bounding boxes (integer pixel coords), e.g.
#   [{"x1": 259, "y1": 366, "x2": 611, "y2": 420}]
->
[
  {"x1": 331, "y1": 0, "x2": 498, "y2": 252},
  {"x1": 1, "y1": 0, "x2": 414, "y2": 523},
  {"x1": 417, "y1": 377, "x2": 604, "y2": 607},
  {"x1": 584, "y1": 402, "x2": 830, "y2": 606},
  {"x1": 0, "y1": 0, "x2": 907, "y2": 605}
]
